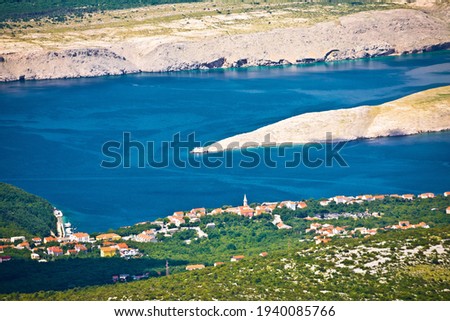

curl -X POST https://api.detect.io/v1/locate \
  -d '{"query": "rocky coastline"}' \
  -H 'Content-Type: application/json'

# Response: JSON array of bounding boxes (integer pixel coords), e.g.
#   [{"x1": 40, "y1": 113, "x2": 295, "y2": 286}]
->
[
  {"x1": 0, "y1": 8, "x2": 449, "y2": 82},
  {"x1": 199, "y1": 86, "x2": 450, "y2": 153}
]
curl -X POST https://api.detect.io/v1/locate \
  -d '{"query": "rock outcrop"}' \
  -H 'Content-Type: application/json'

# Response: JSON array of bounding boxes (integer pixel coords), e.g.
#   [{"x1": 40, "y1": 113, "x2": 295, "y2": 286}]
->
[
  {"x1": 139, "y1": 9, "x2": 450, "y2": 72},
  {"x1": 200, "y1": 86, "x2": 450, "y2": 153},
  {"x1": 0, "y1": 8, "x2": 449, "y2": 81},
  {"x1": 0, "y1": 48, "x2": 140, "y2": 82}
]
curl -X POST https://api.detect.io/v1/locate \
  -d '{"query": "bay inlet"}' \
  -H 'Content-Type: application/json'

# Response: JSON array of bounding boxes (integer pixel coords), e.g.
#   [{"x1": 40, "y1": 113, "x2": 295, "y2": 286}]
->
[{"x1": 0, "y1": 51, "x2": 449, "y2": 232}]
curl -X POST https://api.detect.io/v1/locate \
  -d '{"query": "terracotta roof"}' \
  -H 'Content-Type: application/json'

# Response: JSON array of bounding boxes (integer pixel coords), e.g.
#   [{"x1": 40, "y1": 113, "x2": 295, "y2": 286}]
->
[
  {"x1": 75, "y1": 244, "x2": 87, "y2": 251},
  {"x1": 298, "y1": 201, "x2": 308, "y2": 208},
  {"x1": 96, "y1": 233, "x2": 121, "y2": 240},
  {"x1": 116, "y1": 243, "x2": 128, "y2": 249},
  {"x1": 100, "y1": 247, "x2": 117, "y2": 253},
  {"x1": 47, "y1": 246, "x2": 63, "y2": 253},
  {"x1": 186, "y1": 264, "x2": 206, "y2": 270},
  {"x1": 72, "y1": 232, "x2": 89, "y2": 238}
]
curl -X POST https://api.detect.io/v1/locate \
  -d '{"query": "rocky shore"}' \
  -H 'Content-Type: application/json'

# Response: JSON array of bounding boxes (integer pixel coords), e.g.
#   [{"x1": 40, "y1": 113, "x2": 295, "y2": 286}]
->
[
  {"x1": 200, "y1": 86, "x2": 450, "y2": 153},
  {"x1": 0, "y1": 8, "x2": 449, "y2": 82}
]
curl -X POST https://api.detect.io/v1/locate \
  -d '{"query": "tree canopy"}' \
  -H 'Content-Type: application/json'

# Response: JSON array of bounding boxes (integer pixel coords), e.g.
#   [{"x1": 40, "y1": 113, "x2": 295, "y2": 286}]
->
[{"x1": 0, "y1": 182, "x2": 56, "y2": 238}]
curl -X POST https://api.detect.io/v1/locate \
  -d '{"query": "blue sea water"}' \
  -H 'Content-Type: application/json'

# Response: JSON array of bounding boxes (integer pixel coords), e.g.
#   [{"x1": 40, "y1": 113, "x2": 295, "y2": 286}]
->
[{"x1": 0, "y1": 51, "x2": 449, "y2": 232}]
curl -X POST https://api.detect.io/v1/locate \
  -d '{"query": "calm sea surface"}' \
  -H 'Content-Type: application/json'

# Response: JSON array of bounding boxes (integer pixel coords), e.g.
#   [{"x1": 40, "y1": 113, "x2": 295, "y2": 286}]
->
[{"x1": 1, "y1": 51, "x2": 449, "y2": 231}]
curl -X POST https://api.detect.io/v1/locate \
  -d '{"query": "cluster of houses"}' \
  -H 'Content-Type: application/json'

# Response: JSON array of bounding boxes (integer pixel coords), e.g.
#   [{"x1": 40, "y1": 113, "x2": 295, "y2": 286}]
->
[
  {"x1": 160, "y1": 191, "x2": 448, "y2": 236},
  {"x1": 306, "y1": 219, "x2": 430, "y2": 245},
  {"x1": 164, "y1": 195, "x2": 305, "y2": 232},
  {"x1": 166, "y1": 195, "x2": 301, "y2": 223},
  {"x1": 319, "y1": 191, "x2": 449, "y2": 206},
  {"x1": 95, "y1": 233, "x2": 140, "y2": 258},
  {"x1": 387, "y1": 221, "x2": 429, "y2": 230},
  {"x1": 306, "y1": 223, "x2": 350, "y2": 244},
  {"x1": 1, "y1": 191, "x2": 448, "y2": 264},
  {"x1": 0, "y1": 231, "x2": 143, "y2": 262},
  {"x1": 0, "y1": 234, "x2": 90, "y2": 262}
]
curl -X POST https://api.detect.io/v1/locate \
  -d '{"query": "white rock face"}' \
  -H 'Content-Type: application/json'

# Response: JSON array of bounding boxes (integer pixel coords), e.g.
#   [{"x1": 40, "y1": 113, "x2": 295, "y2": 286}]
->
[
  {"x1": 139, "y1": 9, "x2": 450, "y2": 72},
  {"x1": 0, "y1": 9, "x2": 449, "y2": 81},
  {"x1": 203, "y1": 86, "x2": 450, "y2": 152},
  {"x1": 0, "y1": 48, "x2": 140, "y2": 82}
]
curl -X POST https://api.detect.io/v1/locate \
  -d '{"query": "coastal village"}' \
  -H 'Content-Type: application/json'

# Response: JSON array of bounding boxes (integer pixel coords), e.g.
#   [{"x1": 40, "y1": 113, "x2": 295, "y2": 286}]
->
[{"x1": 1, "y1": 191, "x2": 449, "y2": 271}]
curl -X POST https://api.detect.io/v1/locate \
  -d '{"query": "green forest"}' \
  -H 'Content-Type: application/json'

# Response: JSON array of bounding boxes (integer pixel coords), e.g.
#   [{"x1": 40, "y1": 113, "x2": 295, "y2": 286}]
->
[{"x1": 0, "y1": 183, "x2": 56, "y2": 238}]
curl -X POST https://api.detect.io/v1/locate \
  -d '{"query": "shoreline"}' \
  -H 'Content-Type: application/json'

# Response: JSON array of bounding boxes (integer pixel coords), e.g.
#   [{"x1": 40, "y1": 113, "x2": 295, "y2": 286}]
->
[
  {"x1": 1, "y1": 7, "x2": 449, "y2": 82},
  {"x1": 198, "y1": 86, "x2": 450, "y2": 153},
  {"x1": 2, "y1": 48, "x2": 450, "y2": 84}
]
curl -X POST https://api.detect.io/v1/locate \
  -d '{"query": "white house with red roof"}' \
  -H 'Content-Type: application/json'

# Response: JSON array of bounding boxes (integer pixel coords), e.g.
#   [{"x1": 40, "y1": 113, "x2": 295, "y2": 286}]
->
[
  {"x1": 418, "y1": 192, "x2": 435, "y2": 199},
  {"x1": 190, "y1": 208, "x2": 206, "y2": 217},
  {"x1": 231, "y1": 255, "x2": 245, "y2": 262},
  {"x1": 168, "y1": 216, "x2": 185, "y2": 227},
  {"x1": 238, "y1": 206, "x2": 254, "y2": 217},
  {"x1": 47, "y1": 246, "x2": 63, "y2": 256},
  {"x1": 210, "y1": 208, "x2": 224, "y2": 215},
  {"x1": 70, "y1": 232, "x2": 90, "y2": 243},
  {"x1": 276, "y1": 222, "x2": 292, "y2": 230},
  {"x1": 135, "y1": 233, "x2": 157, "y2": 243},
  {"x1": 74, "y1": 244, "x2": 88, "y2": 253},
  {"x1": 297, "y1": 201, "x2": 307, "y2": 209},
  {"x1": 361, "y1": 195, "x2": 374, "y2": 201},
  {"x1": 333, "y1": 196, "x2": 353, "y2": 204},
  {"x1": 173, "y1": 211, "x2": 184, "y2": 218},
  {"x1": 43, "y1": 236, "x2": 57, "y2": 244},
  {"x1": 278, "y1": 201, "x2": 297, "y2": 210},
  {"x1": 32, "y1": 237, "x2": 42, "y2": 245}
]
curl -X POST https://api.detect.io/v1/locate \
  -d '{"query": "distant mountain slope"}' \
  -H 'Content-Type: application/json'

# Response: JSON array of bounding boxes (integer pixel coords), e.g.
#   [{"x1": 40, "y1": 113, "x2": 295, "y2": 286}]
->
[
  {"x1": 1, "y1": 5, "x2": 449, "y2": 81},
  {"x1": 0, "y1": 183, "x2": 55, "y2": 238}
]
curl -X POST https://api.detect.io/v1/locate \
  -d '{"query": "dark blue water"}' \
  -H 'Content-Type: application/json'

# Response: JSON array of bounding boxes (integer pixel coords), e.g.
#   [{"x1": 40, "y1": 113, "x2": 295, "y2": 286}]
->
[{"x1": 1, "y1": 51, "x2": 449, "y2": 232}]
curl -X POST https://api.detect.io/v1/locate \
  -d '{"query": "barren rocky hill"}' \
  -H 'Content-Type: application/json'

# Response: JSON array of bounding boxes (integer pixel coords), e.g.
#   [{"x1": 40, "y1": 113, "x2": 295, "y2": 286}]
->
[
  {"x1": 202, "y1": 86, "x2": 450, "y2": 152},
  {"x1": 0, "y1": 5, "x2": 449, "y2": 81},
  {"x1": 138, "y1": 8, "x2": 450, "y2": 72}
]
